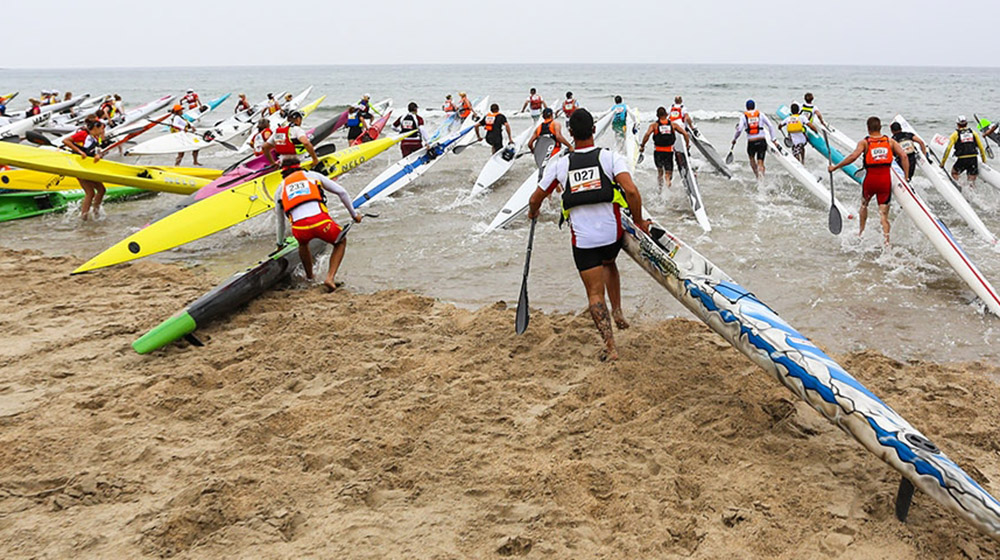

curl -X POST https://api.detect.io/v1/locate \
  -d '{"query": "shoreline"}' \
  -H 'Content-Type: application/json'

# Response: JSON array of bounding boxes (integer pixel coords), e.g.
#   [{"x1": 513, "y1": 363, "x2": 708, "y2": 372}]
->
[{"x1": 2, "y1": 248, "x2": 999, "y2": 557}]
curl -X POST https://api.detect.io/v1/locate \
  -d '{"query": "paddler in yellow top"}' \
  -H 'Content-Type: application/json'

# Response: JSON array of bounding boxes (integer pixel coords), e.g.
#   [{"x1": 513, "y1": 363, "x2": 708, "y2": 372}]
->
[
  {"x1": 940, "y1": 116, "x2": 987, "y2": 187},
  {"x1": 778, "y1": 103, "x2": 810, "y2": 163},
  {"x1": 801, "y1": 92, "x2": 827, "y2": 130}
]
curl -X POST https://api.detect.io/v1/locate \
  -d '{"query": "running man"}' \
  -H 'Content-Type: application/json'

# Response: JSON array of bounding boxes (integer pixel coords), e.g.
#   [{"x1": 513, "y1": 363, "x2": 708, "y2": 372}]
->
[
  {"x1": 392, "y1": 102, "x2": 427, "y2": 157},
  {"x1": 829, "y1": 116, "x2": 909, "y2": 246},
  {"x1": 731, "y1": 99, "x2": 779, "y2": 178},
  {"x1": 168, "y1": 104, "x2": 201, "y2": 166},
  {"x1": 521, "y1": 88, "x2": 546, "y2": 119},
  {"x1": 562, "y1": 92, "x2": 579, "y2": 121},
  {"x1": 801, "y1": 92, "x2": 828, "y2": 129},
  {"x1": 639, "y1": 106, "x2": 689, "y2": 187},
  {"x1": 611, "y1": 95, "x2": 628, "y2": 137},
  {"x1": 527, "y1": 108, "x2": 649, "y2": 361},
  {"x1": 62, "y1": 120, "x2": 107, "y2": 220},
  {"x1": 263, "y1": 110, "x2": 320, "y2": 168},
  {"x1": 527, "y1": 108, "x2": 573, "y2": 155},
  {"x1": 667, "y1": 96, "x2": 696, "y2": 169},
  {"x1": 889, "y1": 121, "x2": 927, "y2": 182},
  {"x1": 778, "y1": 103, "x2": 810, "y2": 163},
  {"x1": 475, "y1": 103, "x2": 513, "y2": 154},
  {"x1": 940, "y1": 116, "x2": 987, "y2": 187},
  {"x1": 273, "y1": 157, "x2": 362, "y2": 292}
]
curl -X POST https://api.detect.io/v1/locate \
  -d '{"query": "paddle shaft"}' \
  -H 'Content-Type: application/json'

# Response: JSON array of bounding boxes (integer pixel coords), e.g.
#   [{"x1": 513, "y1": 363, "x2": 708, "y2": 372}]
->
[
  {"x1": 515, "y1": 217, "x2": 537, "y2": 334},
  {"x1": 822, "y1": 130, "x2": 843, "y2": 235}
]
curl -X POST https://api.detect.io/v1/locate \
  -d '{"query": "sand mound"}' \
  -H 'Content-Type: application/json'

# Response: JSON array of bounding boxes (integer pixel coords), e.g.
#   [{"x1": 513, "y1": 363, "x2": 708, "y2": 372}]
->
[{"x1": 1, "y1": 248, "x2": 998, "y2": 559}]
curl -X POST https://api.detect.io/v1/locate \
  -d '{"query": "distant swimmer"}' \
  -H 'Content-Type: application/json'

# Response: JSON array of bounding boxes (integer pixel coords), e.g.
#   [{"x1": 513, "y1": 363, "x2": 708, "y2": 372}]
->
[
  {"x1": 778, "y1": 103, "x2": 810, "y2": 163},
  {"x1": 264, "y1": 110, "x2": 320, "y2": 168},
  {"x1": 168, "y1": 104, "x2": 201, "y2": 166},
  {"x1": 610, "y1": 95, "x2": 628, "y2": 137},
  {"x1": 527, "y1": 108, "x2": 573, "y2": 155},
  {"x1": 234, "y1": 93, "x2": 251, "y2": 114},
  {"x1": 181, "y1": 88, "x2": 201, "y2": 111},
  {"x1": 249, "y1": 118, "x2": 273, "y2": 157},
  {"x1": 731, "y1": 99, "x2": 779, "y2": 178},
  {"x1": 273, "y1": 156, "x2": 362, "y2": 292},
  {"x1": 829, "y1": 116, "x2": 908, "y2": 246},
  {"x1": 62, "y1": 120, "x2": 107, "y2": 220},
  {"x1": 801, "y1": 92, "x2": 827, "y2": 129},
  {"x1": 562, "y1": 91, "x2": 579, "y2": 120},
  {"x1": 527, "y1": 108, "x2": 649, "y2": 361},
  {"x1": 521, "y1": 88, "x2": 547, "y2": 119},
  {"x1": 940, "y1": 116, "x2": 987, "y2": 187},
  {"x1": 393, "y1": 102, "x2": 427, "y2": 157},
  {"x1": 639, "y1": 106, "x2": 690, "y2": 187},
  {"x1": 889, "y1": 122, "x2": 927, "y2": 182},
  {"x1": 475, "y1": 103, "x2": 513, "y2": 154}
]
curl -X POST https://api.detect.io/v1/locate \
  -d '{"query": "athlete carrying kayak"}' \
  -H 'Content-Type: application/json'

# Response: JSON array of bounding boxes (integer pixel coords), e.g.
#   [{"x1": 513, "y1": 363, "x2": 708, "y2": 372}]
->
[
  {"x1": 263, "y1": 110, "x2": 320, "y2": 168},
  {"x1": 801, "y1": 92, "x2": 828, "y2": 129},
  {"x1": 168, "y1": 104, "x2": 201, "y2": 166},
  {"x1": 273, "y1": 156, "x2": 362, "y2": 292},
  {"x1": 457, "y1": 92, "x2": 477, "y2": 120},
  {"x1": 392, "y1": 102, "x2": 427, "y2": 157},
  {"x1": 889, "y1": 121, "x2": 927, "y2": 182},
  {"x1": 181, "y1": 89, "x2": 201, "y2": 111},
  {"x1": 731, "y1": 99, "x2": 779, "y2": 178},
  {"x1": 639, "y1": 106, "x2": 690, "y2": 187},
  {"x1": 520, "y1": 88, "x2": 547, "y2": 120},
  {"x1": 667, "y1": 96, "x2": 697, "y2": 170},
  {"x1": 475, "y1": 103, "x2": 513, "y2": 154},
  {"x1": 610, "y1": 95, "x2": 629, "y2": 138},
  {"x1": 940, "y1": 116, "x2": 987, "y2": 187},
  {"x1": 527, "y1": 108, "x2": 573, "y2": 155},
  {"x1": 346, "y1": 98, "x2": 372, "y2": 144},
  {"x1": 249, "y1": 118, "x2": 273, "y2": 157},
  {"x1": 62, "y1": 120, "x2": 107, "y2": 220},
  {"x1": 527, "y1": 108, "x2": 649, "y2": 361},
  {"x1": 441, "y1": 94, "x2": 456, "y2": 117},
  {"x1": 562, "y1": 92, "x2": 579, "y2": 121},
  {"x1": 778, "y1": 103, "x2": 810, "y2": 163},
  {"x1": 234, "y1": 93, "x2": 251, "y2": 115},
  {"x1": 829, "y1": 117, "x2": 909, "y2": 246}
]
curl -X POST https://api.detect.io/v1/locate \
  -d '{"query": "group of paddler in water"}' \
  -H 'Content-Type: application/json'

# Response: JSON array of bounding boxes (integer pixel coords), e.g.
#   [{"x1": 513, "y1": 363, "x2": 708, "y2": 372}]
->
[{"x1": 15, "y1": 86, "x2": 997, "y2": 358}]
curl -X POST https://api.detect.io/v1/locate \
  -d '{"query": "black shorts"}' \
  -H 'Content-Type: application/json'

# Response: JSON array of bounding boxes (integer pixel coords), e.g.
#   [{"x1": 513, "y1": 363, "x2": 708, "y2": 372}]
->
[
  {"x1": 347, "y1": 126, "x2": 363, "y2": 141},
  {"x1": 901, "y1": 153, "x2": 917, "y2": 180},
  {"x1": 653, "y1": 151, "x2": 674, "y2": 171},
  {"x1": 747, "y1": 139, "x2": 767, "y2": 161},
  {"x1": 572, "y1": 236, "x2": 623, "y2": 272},
  {"x1": 486, "y1": 134, "x2": 503, "y2": 152},
  {"x1": 953, "y1": 157, "x2": 979, "y2": 176}
]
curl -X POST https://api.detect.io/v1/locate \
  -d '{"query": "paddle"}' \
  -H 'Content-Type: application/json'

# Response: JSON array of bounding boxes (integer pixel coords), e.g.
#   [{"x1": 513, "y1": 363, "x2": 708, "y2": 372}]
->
[
  {"x1": 515, "y1": 217, "x2": 537, "y2": 335},
  {"x1": 823, "y1": 130, "x2": 843, "y2": 235},
  {"x1": 725, "y1": 148, "x2": 734, "y2": 165}
]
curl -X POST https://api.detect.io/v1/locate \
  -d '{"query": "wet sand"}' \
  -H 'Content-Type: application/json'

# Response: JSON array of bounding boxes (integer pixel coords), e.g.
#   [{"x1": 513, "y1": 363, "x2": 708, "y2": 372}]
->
[{"x1": 1, "y1": 248, "x2": 999, "y2": 559}]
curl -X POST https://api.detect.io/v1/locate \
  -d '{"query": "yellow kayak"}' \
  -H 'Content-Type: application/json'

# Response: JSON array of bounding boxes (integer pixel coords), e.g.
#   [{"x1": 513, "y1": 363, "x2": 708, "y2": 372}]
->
[
  {"x1": 0, "y1": 142, "x2": 213, "y2": 195},
  {"x1": 0, "y1": 166, "x2": 221, "y2": 191},
  {"x1": 73, "y1": 132, "x2": 414, "y2": 274}
]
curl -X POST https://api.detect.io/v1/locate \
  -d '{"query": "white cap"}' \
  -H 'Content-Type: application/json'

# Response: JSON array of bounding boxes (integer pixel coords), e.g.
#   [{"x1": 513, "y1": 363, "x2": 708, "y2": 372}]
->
[
  {"x1": 187, "y1": 88, "x2": 194, "y2": 93},
  {"x1": 957, "y1": 115, "x2": 968, "y2": 124}
]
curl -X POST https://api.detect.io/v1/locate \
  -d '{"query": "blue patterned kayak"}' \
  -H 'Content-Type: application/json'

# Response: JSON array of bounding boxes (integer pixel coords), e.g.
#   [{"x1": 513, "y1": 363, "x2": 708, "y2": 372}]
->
[{"x1": 620, "y1": 214, "x2": 1000, "y2": 540}]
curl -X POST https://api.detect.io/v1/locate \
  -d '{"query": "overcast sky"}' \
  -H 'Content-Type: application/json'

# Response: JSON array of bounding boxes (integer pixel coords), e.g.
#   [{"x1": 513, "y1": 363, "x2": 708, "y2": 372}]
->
[{"x1": 6, "y1": 0, "x2": 999, "y2": 68}]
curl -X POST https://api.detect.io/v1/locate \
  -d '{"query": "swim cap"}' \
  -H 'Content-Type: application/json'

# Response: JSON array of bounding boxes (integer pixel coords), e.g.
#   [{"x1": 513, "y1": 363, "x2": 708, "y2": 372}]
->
[{"x1": 746, "y1": 99, "x2": 755, "y2": 110}]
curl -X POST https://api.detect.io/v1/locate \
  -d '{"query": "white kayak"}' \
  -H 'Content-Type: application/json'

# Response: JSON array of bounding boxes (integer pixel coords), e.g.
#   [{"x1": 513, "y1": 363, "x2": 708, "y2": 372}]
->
[
  {"x1": 351, "y1": 126, "x2": 468, "y2": 209},
  {"x1": 674, "y1": 129, "x2": 711, "y2": 232},
  {"x1": 619, "y1": 213, "x2": 1000, "y2": 541},
  {"x1": 469, "y1": 119, "x2": 536, "y2": 197},
  {"x1": 928, "y1": 133, "x2": 1000, "y2": 192},
  {"x1": 7, "y1": 94, "x2": 90, "y2": 121},
  {"x1": 688, "y1": 127, "x2": 733, "y2": 179},
  {"x1": 624, "y1": 109, "x2": 641, "y2": 175},
  {"x1": 765, "y1": 130, "x2": 855, "y2": 222},
  {"x1": 894, "y1": 116, "x2": 997, "y2": 247},
  {"x1": 484, "y1": 137, "x2": 558, "y2": 233},
  {"x1": 0, "y1": 112, "x2": 51, "y2": 141}
]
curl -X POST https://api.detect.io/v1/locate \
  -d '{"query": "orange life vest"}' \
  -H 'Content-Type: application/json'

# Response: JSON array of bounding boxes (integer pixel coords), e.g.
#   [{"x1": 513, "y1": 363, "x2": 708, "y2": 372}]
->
[
  {"x1": 562, "y1": 99, "x2": 577, "y2": 116},
  {"x1": 280, "y1": 170, "x2": 325, "y2": 215},
  {"x1": 442, "y1": 100, "x2": 455, "y2": 113},
  {"x1": 483, "y1": 112, "x2": 498, "y2": 132},
  {"x1": 536, "y1": 117, "x2": 555, "y2": 138},
  {"x1": 668, "y1": 105, "x2": 684, "y2": 122},
  {"x1": 744, "y1": 110, "x2": 760, "y2": 135},
  {"x1": 458, "y1": 98, "x2": 473, "y2": 119},
  {"x1": 864, "y1": 135, "x2": 893, "y2": 167}
]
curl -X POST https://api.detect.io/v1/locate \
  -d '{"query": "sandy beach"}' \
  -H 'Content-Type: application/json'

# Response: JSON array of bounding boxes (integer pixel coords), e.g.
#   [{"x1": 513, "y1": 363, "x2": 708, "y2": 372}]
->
[{"x1": 1, "y1": 247, "x2": 999, "y2": 559}]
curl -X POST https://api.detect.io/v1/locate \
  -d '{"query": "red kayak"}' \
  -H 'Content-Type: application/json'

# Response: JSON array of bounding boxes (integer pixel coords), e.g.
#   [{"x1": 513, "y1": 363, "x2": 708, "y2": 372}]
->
[{"x1": 352, "y1": 110, "x2": 393, "y2": 146}]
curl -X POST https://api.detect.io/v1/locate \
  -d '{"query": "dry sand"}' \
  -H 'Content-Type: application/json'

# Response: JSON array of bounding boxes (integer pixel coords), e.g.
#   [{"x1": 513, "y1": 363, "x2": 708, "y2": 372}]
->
[{"x1": 1, "y1": 247, "x2": 999, "y2": 559}]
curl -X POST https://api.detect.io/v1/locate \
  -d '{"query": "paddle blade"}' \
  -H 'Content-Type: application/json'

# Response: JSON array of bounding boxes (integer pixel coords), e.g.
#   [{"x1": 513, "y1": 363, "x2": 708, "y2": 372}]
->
[
  {"x1": 725, "y1": 150, "x2": 734, "y2": 165},
  {"x1": 828, "y1": 204, "x2": 843, "y2": 235},
  {"x1": 637, "y1": 153, "x2": 644, "y2": 165},
  {"x1": 515, "y1": 218, "x2": 538, "y2": 335}
]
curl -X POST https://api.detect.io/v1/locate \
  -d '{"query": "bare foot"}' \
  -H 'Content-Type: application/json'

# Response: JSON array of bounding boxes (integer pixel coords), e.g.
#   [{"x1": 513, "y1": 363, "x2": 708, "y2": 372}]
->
[
  {"x1": 599, "y1": 346, "x2": 619, "y2": 362},
  {"x1": 323, "y1": 280, "x2": 338, "y2": 292},
  {"x1": 612, "y1": 309, "x2": 630, "y2": 330}
]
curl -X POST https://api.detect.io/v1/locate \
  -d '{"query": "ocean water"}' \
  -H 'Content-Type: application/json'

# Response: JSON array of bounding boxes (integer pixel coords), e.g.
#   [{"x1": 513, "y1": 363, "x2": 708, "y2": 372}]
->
[{"x1": 1, "y1": 64, "x2": 998, "y2": 363}]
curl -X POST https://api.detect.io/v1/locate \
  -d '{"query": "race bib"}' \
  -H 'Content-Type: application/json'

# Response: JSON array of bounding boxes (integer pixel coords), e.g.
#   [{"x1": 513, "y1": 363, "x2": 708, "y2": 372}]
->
[
  {"x1": 568, "y1": 166, "x2": 601, "y2": 193},
  {"x1": 658, "y1": 124, "x2": 671, "y2": 134},
  {"x1": 960, "y1": 130, "x2": 974, "y2": 143},
  {"x1": 285, "y1": 180, "x2": 312, "y2": 199},
  {"x1": 900, "y1": 139, "x2": 914, "y2": 153},
  {"x1": 870, "y1": 147, "x2": 890, "y2": 161}
]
